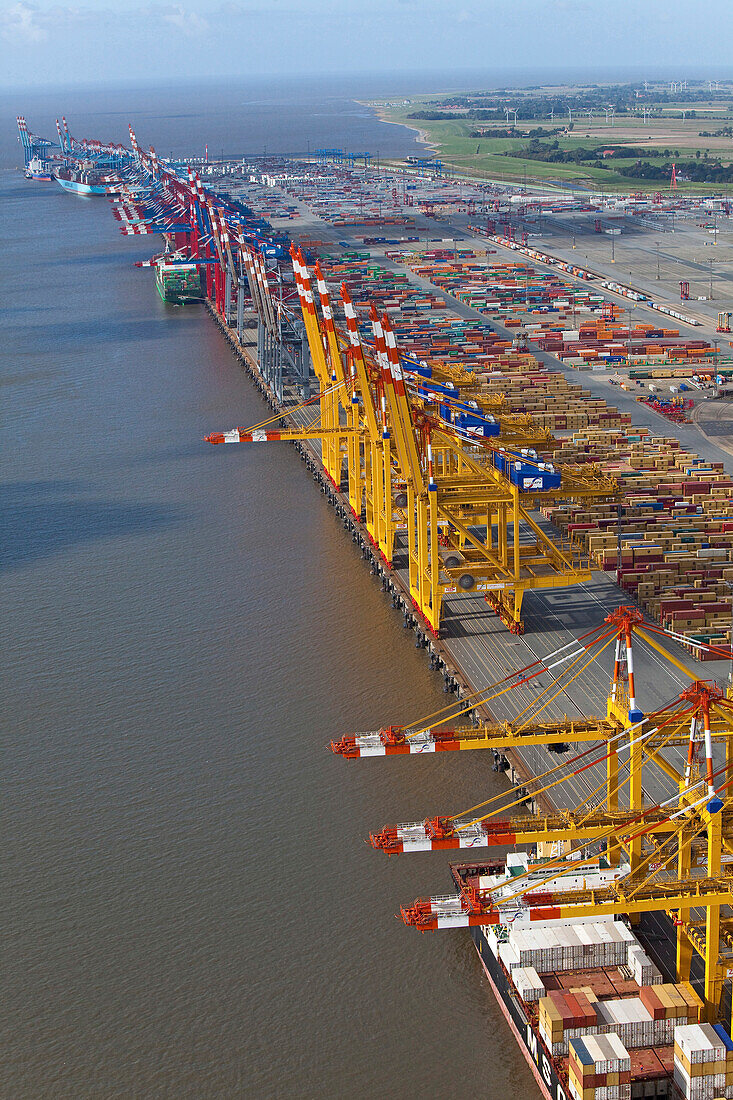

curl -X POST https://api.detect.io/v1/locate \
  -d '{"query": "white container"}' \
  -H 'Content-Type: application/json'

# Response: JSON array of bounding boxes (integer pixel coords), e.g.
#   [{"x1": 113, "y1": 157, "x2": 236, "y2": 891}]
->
[
  {"x1": 483, "y1": 927, "x2": 499, "y2": 958},
  {"x1": 499, "y1": 942, "x2": 520, "y2": 971},
  {"x1": 513, "y1": 965, "x2": 545, "y2": 1002}
]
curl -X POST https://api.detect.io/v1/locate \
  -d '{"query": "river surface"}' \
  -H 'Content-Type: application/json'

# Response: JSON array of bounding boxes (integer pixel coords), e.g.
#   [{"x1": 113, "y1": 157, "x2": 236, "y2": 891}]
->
[{"x1": 2, "y1": 81, "x2": 535, "y2": 1098}]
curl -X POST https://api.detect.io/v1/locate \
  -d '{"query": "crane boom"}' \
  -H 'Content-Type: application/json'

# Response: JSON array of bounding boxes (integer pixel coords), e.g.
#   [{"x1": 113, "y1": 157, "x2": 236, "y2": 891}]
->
[
  {"x1": 370, "y1": 807, "x2": 680, "y2": 855},
  {"x1": 400, "y1": 874, "x2": 733, "y2": 931},
  {"x1": 205, "y1": 426, "x2": 359, "y2": 445}
]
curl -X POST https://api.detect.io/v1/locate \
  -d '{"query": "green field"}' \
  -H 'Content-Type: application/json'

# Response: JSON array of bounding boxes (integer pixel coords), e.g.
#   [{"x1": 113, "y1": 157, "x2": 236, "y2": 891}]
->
[{"x1": 374, "y1": 90, "x2": 733, "y2": 193}]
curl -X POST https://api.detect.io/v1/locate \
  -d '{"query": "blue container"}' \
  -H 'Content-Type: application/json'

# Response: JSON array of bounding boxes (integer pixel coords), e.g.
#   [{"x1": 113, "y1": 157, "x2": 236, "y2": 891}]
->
[{"x1": 508, "y1": 462, "x2": 561, "y2": 491}]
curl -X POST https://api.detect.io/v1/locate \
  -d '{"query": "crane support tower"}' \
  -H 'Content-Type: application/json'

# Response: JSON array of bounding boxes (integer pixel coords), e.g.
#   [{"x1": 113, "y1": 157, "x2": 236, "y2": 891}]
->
[{"x1": 336, "y1": 603, "x2": 733, "y2": 1025}]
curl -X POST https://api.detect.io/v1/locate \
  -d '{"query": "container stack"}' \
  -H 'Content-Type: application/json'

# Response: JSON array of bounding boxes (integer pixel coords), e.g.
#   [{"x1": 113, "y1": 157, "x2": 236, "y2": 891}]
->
[
  {"x1": 640, "y1": 983, "x2": 703, "y2": 1024},
  {"x1": 568, "y1": 1032, "x2": 631, "y2": 1100},
  {"x1": 544, "y1": 427, "x2": 733, "y2": 653},
  {"x1": 539, "y1": 990, "x2": 596, "y2": 1055},
  {"x1": 498, "y1": 940, "x2": 521, "y2": 972},
  {"x1": 594, "y1": 997, "x2": 665, "y2": 1049},
  {"x1": 673, "y1": 1022, "x2": 733, "y2": 1099},
  {"x1": 541, "y1": 990, "x2": 689, "y2": 1055},
  {"x1": 539, "y1": 989, "x2": 598, "y2": 1054},
  {"x1": 627, "y1": 944, "x2": 662, "y2": 986},
  {"x1": 539, "y1": 993, "x2": 564, "y2": 1052},
  {"x1": 511, "y1": 965, "x2": 545, "y2": 1003},
  {"x1": 397, "y1": 253, "x2": 716, "y2": 367},
  {"x1": 508, "y1": 922, "x2": 634, "y2": 973}
]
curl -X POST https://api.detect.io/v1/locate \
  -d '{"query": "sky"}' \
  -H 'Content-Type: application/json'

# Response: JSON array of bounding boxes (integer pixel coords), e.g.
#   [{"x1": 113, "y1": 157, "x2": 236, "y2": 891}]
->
[{"x1": 2, "y1": 0, "x2": 733, "y2": 90}]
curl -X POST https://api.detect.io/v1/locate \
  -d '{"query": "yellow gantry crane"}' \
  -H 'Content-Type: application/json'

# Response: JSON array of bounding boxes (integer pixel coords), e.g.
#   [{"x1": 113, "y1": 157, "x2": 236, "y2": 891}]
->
[
  {"x1": 202, "y1": 247, "x2": 733, "y2": 1024},
  {"x1": 338, "y1": 606, "x2": 733, "y2": 1024},
  {"x1": 206, "y1": 248, "x2": 618, "y2": 634}
]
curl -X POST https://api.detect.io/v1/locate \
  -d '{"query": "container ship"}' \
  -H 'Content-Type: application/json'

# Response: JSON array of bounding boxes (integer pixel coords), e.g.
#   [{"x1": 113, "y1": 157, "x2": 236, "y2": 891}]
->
[
  {"x1": 154, "y1": 257, "x2": 204, "y2": 304},
  {"x1": 53, "y1": 164, "x2": 123, "y2": 195},
  {"x1": 448, "y1": 853, "x2": 733, "y2": 1100}
]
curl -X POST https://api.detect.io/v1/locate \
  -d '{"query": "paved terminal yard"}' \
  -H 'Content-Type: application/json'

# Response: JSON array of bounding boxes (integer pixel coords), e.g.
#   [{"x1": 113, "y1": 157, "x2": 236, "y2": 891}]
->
[
  {"x1": 695, "y1": 398, "x2": 733, "y2": 458},
  {"x1": 251, "y1": 168, "x2": 732, "y2": 448}
]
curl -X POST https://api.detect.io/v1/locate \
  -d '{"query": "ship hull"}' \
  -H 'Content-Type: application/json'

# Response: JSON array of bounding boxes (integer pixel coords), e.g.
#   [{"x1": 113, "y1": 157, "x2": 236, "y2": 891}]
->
[
  {"x1": 25, "y1": 171, "x2": 53, "y2": 182},
  {"x1": 468, "y1": 924, "x2": 566, "y2": 1100},
  {"x1": 55, "y1": 176, "x2": 109, "y2": 195}
]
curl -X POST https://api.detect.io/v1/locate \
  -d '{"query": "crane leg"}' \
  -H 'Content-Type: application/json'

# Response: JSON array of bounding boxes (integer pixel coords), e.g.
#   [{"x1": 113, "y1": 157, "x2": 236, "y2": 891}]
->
[
  {"x1": 407, "y1": 486, "x2": 419, "y2": 605},
  {"x1": 607, "y1": 744, "x2": 620, "y2": 866},
  {"x1": 428, "y1": 491, "x2": 440, "y2": 634},
  {"x1": 705, "y1": 812, "x2": 723, "y2": 1021},
  {"x1": 676, "y1": 831, "x2": 694, "y2": 983}
]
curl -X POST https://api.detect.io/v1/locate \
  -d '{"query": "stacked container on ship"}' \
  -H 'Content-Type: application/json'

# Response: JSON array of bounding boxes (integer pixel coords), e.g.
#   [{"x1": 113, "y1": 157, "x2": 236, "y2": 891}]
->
[{"x1": 449, "y1": 852, "x2": 733, "y2": 1100}]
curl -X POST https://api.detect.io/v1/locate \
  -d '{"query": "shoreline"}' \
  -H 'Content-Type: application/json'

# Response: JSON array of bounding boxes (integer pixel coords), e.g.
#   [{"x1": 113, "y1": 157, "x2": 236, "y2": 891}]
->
[
  {"x1": 359, "y1": 99, "x2": 584, "y2": 194},
  {"x1": 360, "y1": 98, "x2": 604, "y2": 192},
  {"x1": 356, "y1": 98, "x2": 438, "y2": 156}
]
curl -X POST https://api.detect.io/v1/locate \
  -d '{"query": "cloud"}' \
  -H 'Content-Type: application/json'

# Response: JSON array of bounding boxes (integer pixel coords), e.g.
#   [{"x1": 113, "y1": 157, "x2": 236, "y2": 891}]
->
[
  {"x1": 161, "y1": 4, "x2": 210, "y2": 35},
  {"x1": 0, "y1": 2, "x2": 216, "y2": 45},
  {"x1": 2, "y1": 2, "x2": 48, "y2": 41}
]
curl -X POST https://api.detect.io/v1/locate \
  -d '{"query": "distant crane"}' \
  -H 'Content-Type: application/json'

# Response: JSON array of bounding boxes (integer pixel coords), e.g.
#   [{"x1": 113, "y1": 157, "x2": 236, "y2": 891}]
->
[
  {"x1": 15, "y1": 116, "x2": 56, "y2": 167},
  {"x1": 55, "y1": 118, "x2": 66, "y2": 154}
]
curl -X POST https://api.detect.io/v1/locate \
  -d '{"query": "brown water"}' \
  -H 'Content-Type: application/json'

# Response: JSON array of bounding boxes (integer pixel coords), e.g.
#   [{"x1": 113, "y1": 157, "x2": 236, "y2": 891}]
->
[{"x1": 2, "y1": 169, "x2": 536, "y2": 1098}]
